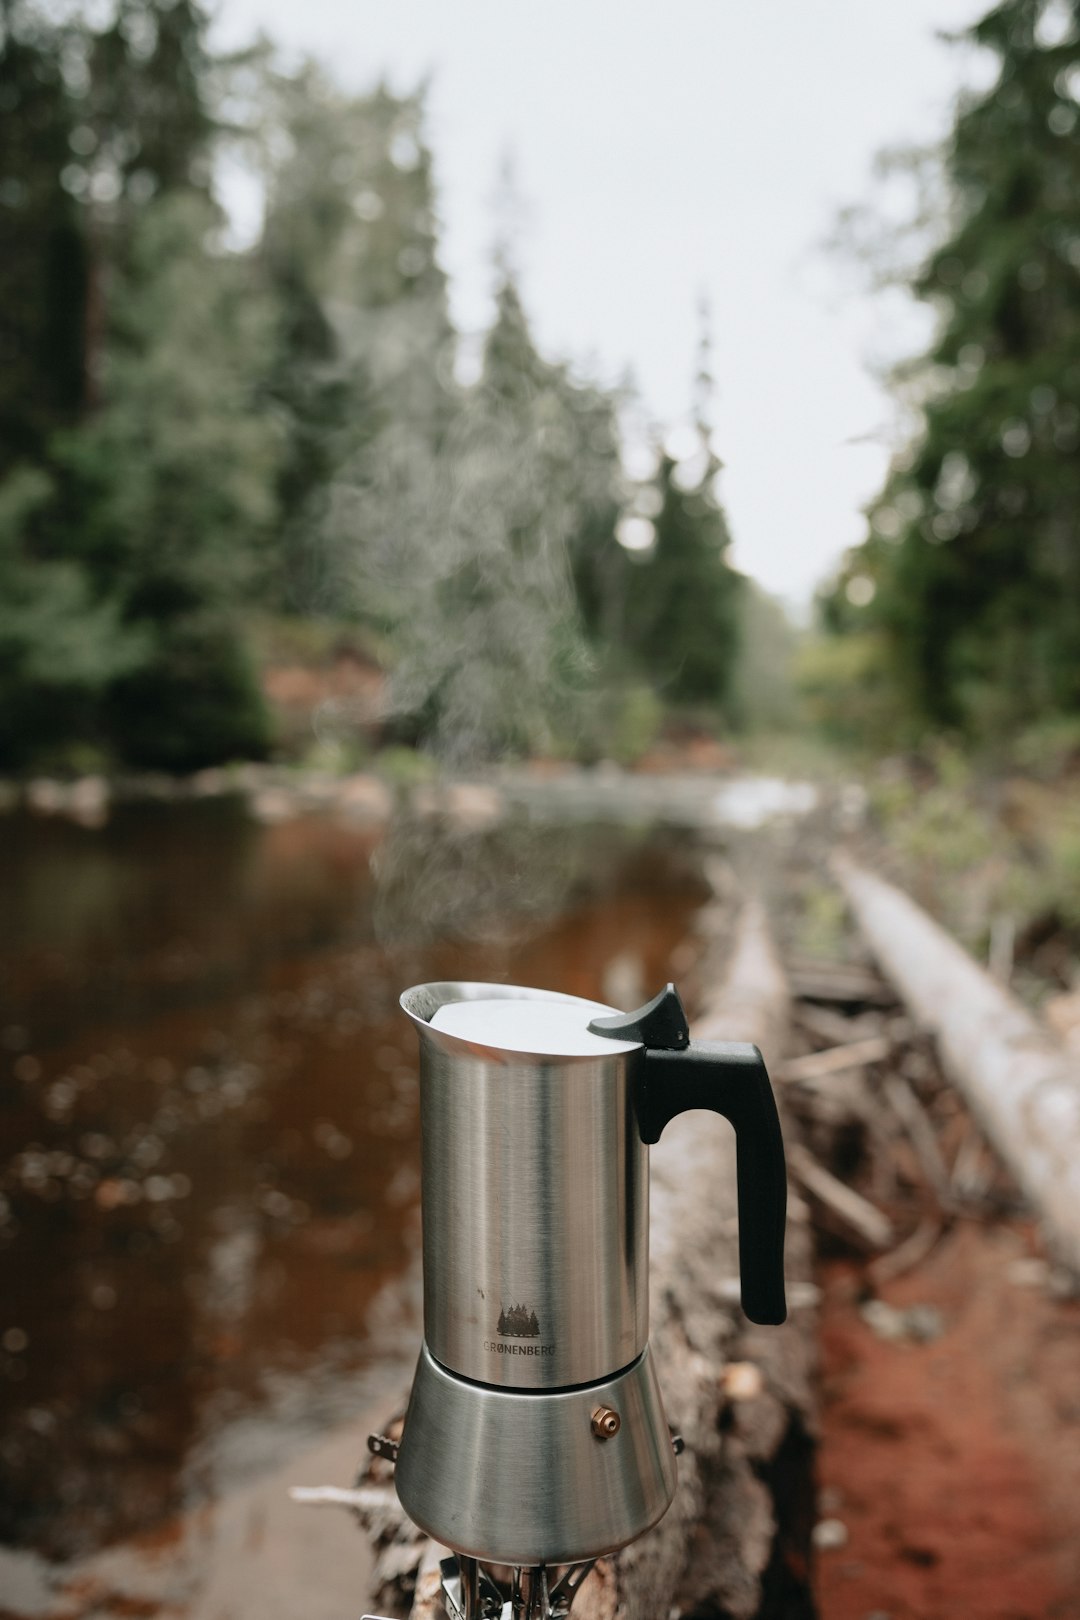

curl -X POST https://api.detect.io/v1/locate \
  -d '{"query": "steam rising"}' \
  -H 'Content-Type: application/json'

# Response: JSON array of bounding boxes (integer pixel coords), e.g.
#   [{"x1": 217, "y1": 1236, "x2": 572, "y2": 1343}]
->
[
  {"x1": 371, "y1": 809, "x2": 589, "y2": 948},
  {"x1": 331, "y1": 396, "x2": 592, "y2": 765}
]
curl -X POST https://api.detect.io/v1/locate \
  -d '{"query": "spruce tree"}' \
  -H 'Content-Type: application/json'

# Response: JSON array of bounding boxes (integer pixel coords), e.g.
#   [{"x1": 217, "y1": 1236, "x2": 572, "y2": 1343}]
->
[
  {"x1": 830, "y1": 0, "x2": 1080, "y2": 735},
  {"x1": 262, "y1": 73, "x2": 456, "y2": 619},
  {"x1": 362, "y1": 263, "x2": 599, "y2": 761},
  {"x1": 0, "y1": 0, "x2": 282, "y2": 768},
  {"x1": 86, "y1": 0, "x2": 216, "y2": 203},
  {"x1": 621, "y1": 311, "x2": 742, "y2": 710},
  {"x1": 0, "y1": 0, "x2": 88, "y2": 475},
  {"x1": 57, "y1": 191, "x2": 280, "y2": 769}
]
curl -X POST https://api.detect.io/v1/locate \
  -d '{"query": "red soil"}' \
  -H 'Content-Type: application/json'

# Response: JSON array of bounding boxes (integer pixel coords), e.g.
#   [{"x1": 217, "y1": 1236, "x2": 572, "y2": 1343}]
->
[{"x1": 815, "y1": 1220, "x2": 1080, "y2": 1620}]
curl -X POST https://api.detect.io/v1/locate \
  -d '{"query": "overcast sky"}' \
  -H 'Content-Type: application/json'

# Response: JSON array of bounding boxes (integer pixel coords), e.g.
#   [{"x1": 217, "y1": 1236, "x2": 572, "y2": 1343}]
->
[{"x1": 213, "y1": 0, "x2": 993, "y2": 610}]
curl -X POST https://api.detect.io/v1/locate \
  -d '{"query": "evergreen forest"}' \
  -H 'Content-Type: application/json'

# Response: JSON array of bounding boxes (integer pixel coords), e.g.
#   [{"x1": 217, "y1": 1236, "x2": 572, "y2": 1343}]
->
[
  {"x1": 815, "y1": 0, "x2": 1080, "y2": 752},
  {"x1": 0, "y1": 0, "x2": 749, "y2": 773},
  {"x1": 3, "y1": 0, "x2": 1080, "y2": 773}
]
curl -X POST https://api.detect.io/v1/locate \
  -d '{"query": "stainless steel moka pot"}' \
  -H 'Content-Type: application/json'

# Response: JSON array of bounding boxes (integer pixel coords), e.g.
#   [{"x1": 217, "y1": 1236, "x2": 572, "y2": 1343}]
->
[{"x1": 391, "y1": 978, "x2": 787, "y2": 1590}]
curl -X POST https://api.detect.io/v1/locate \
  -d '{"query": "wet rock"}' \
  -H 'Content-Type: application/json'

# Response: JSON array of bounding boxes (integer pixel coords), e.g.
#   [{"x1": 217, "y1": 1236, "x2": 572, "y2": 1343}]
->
[
  {"x1": 25, "y1": 778, "x2": 65, "y2": 815},
  {"x1": 812, "y1": 1517, "x2": 849, "y2": 1550},
  {"x1": 69, "y1": 776, "x2": 109, "y2": 828},
  {"x1": 251, "y1": 787, "x2": 298, "y2": 824},
  {"x1": 410, "y1": 780, "x2": 505, "y2": 829},
  {"x1": 711, "y1": 776, "x2": 819, "y2": 830},
  {"x1": 859, "y1": 1299, "x2": 945, "y2": 1344},
  {"x1": 190, "y1": 767, "x2": 230, "y2": 797},
  {"x1": 719, "y1": 1360, "x2": 765, "y2": 1401},
  {"x1": 336, "y1": 773, "x2": 394, "y2": 824}
]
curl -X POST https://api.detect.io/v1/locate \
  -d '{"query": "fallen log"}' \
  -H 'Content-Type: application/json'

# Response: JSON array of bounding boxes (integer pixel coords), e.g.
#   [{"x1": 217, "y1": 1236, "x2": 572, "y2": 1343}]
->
[
  {"x1": 794, "y1": 1001, "x2": 885, "y2": 1047},
  {"x1": 787, "y1": 1140, "x2": 894, "y2": 1251},
  {"x1": 867, "y1": 1216, "x2": 943, "y2": 1286},
  {"x1": 574, "y1": 899, "x2": 815, "y2": 1620},
  {"x1": 786, "y1": 956, "x2": 895, "y2": 1007},
  {"x1": 833, "y1": 852, "x2": 1080, "y2": 1275},
  {"x1": 881, "y1": 1072, "x2": 954, "y2": 1210},
  {"x1": 777, "y1": 1035, "x2": 893, "y2": 1084},
  {"x1": 347, "y1": 896, "x2": 816, "y2": 1620}
]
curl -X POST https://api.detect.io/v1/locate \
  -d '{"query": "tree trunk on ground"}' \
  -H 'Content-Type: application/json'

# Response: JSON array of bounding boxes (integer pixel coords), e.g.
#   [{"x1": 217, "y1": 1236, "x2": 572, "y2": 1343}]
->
[
  {"x1": 573, "y1": 898, "x2": 816, "y2": 1620},
  {"x1": 833, "y1": 851, "x2": 1080, "y2": 1276}
]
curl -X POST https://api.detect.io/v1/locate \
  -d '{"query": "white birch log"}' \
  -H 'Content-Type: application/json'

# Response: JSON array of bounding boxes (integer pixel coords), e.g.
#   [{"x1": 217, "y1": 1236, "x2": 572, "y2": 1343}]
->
[{"x1": 833, "y1": 851, "x2": 1080, "y2": 1273}]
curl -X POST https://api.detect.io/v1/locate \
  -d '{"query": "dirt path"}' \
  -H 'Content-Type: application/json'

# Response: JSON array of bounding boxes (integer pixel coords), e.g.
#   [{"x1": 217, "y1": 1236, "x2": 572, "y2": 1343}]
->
[{"x1": 815, "y1": 1220, "x2": 1080, "y2": 1620}]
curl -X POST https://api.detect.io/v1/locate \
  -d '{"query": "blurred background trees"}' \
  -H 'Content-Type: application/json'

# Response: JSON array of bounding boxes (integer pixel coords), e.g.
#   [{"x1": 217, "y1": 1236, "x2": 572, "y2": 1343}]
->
[
  {"x1": 0, "y1": 0, "x2": 751, "y2": 773},
  {"x1": 5, "y1": 0, "x2": 1080, "y2": 773},
  {"x1": 819, "y1": 0, "x2": 1080, "y2": 749}
]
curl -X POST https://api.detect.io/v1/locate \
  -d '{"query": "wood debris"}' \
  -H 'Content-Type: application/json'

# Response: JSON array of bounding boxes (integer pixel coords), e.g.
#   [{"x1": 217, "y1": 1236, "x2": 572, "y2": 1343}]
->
[
  {"x1": 779, "y1": 912, "x2": 1024, "y2": 1293},
  {"x1": 788, "y1": 1142, "x2": 895, "y2": 1250},
  {"x1": 778, "y1": 1035, "x2": 893, "y2": 1084},
  {"x1": 786, "y1": 955, "x2": 896, "y2": 1007}
]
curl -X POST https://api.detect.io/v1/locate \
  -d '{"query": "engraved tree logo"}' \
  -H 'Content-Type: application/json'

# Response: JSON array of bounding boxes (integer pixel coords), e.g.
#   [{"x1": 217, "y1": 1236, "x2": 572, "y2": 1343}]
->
[{"x1": 498, "y1": 1302, "x2": 540, "y2": 1337}]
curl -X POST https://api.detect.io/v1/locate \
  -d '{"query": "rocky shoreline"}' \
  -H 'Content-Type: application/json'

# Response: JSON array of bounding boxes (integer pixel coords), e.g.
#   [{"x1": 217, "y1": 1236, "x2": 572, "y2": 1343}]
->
[{"x1": 0, "y1": 763, "x2": 824, "y2": 837}]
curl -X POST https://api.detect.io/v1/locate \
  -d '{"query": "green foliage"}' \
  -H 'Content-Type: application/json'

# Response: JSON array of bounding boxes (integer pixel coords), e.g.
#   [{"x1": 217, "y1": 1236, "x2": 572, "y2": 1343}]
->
[
  {"x1": 864, "y1": 744, "x2": 1080, "y2": 975},
  {"x1": 337, "y1": 267, "x2": 608, "y2": 763},
  {"x1": 64, "y1": 190, "x2": 280, "y2": 587},
  {"x1": 0, "y1": 1, "x2": 88, "y2": 474},
  {"x1": 0, "y1": 1, "x2": 276, "y2": 771},
  {"x1": 0, "y1": 465, "x2": 146, "y2": 766},
  {"x1": 55, "y1": 189, "x2": 280, "y2": 768},
  {"x1": 824, "y1": 0, "x2": 1080, "y2": 740},
  {"x1": 372, "y1": 744, "x2": 438, "y2": 789},
  {"x1": 728, "y1": 579, "x2": 798, "y2": 732},
  {"x1": 0, "y1": 3, "x2": 754, "y2": 773},
  {"x1": 795, "y1": 629, "x2": 912, "y2": 751},
  {"x1": 1038, "y1": 800, "x2": 1080, "y2": 931},
  {"x1": 605, "y1": 682, "x2": 665, "y2": 766},
  {"x1": 620, "y1": 449, "x2": 739, "y2": 706},
  {"x1": 104, "y1": 616, "x2": 271, "y2": 772},
  {"x1": 84, "y1": 0, "x2": 216, "y2": 201},
  {"x1": 876, "y1": 746, "x2": 1000, "y2": 875},
  {"x1": 617, "y1": 320, "x2": 744, "y2": 718},
  {"x1": 1010, "y1": 713, "x2": 1080, "y2": 775},
  {"x1": 257, "y1": 68, "x2": 454, "y2": 614},
  {"x1": 792, "y1": 878, "x2": 850, "y2": 963}
]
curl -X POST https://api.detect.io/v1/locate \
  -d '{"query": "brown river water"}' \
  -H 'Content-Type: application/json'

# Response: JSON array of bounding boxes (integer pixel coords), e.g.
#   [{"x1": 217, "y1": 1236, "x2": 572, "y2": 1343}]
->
[{"x1": 0, "y1": 798, "x2": 706, "y2": 1564}]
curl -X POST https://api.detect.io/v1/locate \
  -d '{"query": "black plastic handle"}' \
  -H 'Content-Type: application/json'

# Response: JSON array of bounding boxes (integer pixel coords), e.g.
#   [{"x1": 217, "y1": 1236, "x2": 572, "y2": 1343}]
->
[
  {"x1": 590, "y1": 988, "x2": 787, "y2": 1326},
  {"x1": 637, "y1": 1040, "x2": 787, "y2": 1324}
]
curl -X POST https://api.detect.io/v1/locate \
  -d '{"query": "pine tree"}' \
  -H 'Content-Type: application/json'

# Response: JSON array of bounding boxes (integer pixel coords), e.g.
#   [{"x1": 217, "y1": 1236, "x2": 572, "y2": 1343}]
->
[
  {"x1": 348, "y1": 255, "x2": 602, "y2": 762},
  {"x1": 828, "y1": 0, "x2": 1080, "y2": 735},
  {"x1": 261, "y1": 72, "x2": 456, "y2": 617},
  {"x1": 53, "y1": 190, "x2": 280, "y2": 769},
  {"x1": 86, "y1": 0, "x2": 216, "y2": 203},
  {"x1": 621, "y1": 309, "x2": 743, "y2": 709},
  {"x1": 0, "y1": 465, "x2": 146, "y2": 767},
  {"x1": 0, "y1": 0, "x2": 280, "y2": 768},
  {"x1": 257, "y1": 62, "x2": 373, "y2": 610},
  {"x1": 0, "y1": 0, "x2": 88, "y2": 475}
]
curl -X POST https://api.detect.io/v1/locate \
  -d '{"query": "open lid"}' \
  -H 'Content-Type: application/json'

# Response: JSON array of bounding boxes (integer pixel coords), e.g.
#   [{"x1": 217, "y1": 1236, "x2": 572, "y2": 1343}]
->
[
  {"x1": 400, "y1": 981, "x2": 641, "y2": 1061},
  {"x1": 429, "y1": 995, "x2": 642, "y2": 1058}
]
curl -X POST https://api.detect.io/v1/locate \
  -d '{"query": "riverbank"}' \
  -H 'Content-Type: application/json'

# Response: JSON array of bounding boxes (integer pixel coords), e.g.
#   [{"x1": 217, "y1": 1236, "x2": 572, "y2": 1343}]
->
[
  {"x1": 0, "y1": 759, "x2": 827, "y2": 838},
  {"x1": 4, "y1": 767, "x2": 1079, "y2": 1619},
  {"x1": 0, "y1": 805, "x2": 712, "y2": 1614}
]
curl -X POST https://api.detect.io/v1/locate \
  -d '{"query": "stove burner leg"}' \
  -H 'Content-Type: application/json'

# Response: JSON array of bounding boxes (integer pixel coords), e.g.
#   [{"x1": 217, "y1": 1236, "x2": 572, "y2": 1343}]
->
[
  {"x1": 437, "y1": 1554, "x2": 597, "y2": 1619},
  {"x1": 458, "y1": 1555, "x2": 481, "y2": 1619}
]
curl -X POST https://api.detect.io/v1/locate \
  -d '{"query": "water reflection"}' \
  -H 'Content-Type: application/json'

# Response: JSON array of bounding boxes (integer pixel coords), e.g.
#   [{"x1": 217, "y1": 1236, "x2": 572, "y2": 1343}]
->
[{"x1": 0, "y1": 799, "x2": 705, "y2": 1559}]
